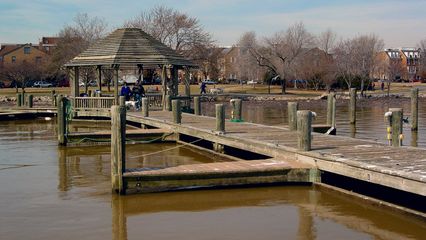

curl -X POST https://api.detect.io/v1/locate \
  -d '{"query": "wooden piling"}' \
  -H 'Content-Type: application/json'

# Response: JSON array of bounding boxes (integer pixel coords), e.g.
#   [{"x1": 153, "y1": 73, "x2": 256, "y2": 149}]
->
[
  {"x1": 57, "y1": 95, "x2": 67, "y2": 146},
  {"x1": 194, "y1": 96, "x2": 201, "y2": 115},
  {"x1": 327, "y1": 92, "x2": 336, "y2": 127},
  {"x1": 111, "y1": 105, "x2": 126, "y2": 194},
  {"x1": 297, "y1": 110, "x2": 312, "y2": 151},
  {"x1": 172, "y1": 99, "x2": 181, "y2": 124},
  {"x1": 216, "y1": 104, "x2": 225, "y2": 133},
  {"x1": 390, "y1": 108, "x2": 403, "y2": 147},
  {"x1": 288, "y1": 102, "x2": 298, "y2": 131},
  {"x1": 349, "y1": 88, "x2": 357, "y2": 125},
  {"x1": 142, "y1": 97, "x2": 149, "y2": 117},
  {"x1": 165, "y1": 95, "x2": 172, "y2": 111},
  {"x1": 16, "y1": 93, "x2": 22, "y2": 107},
  {"x1": 230, "y1": 99, "x2": 242, "y2": 121},
  {"x1": 28, "y1": 95, "x2": 33, "y2": 108},
  {"x1": 119, "y1": 96, "x2": 125, "y2": 106},
  {"x1": 411, "y1": 88, "x2": 419, "y2": 131}
]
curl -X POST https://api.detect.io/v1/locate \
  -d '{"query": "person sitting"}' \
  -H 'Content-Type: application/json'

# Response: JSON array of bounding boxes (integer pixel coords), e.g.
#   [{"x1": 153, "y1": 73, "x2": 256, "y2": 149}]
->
[
  {"x1": 132, "y1": 85, "x2": 141, "y2": 110},
  {"x1": 120, "y1": 82, "x2": 131, "y2": 101}
]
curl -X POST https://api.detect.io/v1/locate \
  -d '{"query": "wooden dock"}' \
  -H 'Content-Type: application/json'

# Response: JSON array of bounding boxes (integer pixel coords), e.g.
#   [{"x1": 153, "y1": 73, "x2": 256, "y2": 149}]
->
[{"x1": 125, "y1": 111, "x2": 426, "y2": 196}]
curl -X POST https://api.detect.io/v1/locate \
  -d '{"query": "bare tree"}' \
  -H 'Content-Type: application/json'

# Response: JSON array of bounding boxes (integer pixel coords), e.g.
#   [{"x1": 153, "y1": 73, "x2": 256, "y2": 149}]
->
[
  {"x1": 48, "y1": 13, "x2": 108, "y2": 78},
  {"x1": 334, "y1": 34, "x2": 384, "y2": 94},
  {"x1": 317, "y1": 29, "x2": 337, "y2": 54},
  {"x1": 1, "y1": 61, "x2": 43, "y2": 93},
  {"x1": 124, "y1": 5, "x2": 212, "y2": 55}
]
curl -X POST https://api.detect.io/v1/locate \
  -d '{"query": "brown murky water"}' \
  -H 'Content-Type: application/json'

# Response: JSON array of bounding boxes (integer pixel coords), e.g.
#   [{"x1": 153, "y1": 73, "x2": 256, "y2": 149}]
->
[
  {"x1": 204, "y1": 98, "x2": 426, "y2": 147},
  {"x1": 0, "y1": 105, "x2": 426, "y2": 239}
]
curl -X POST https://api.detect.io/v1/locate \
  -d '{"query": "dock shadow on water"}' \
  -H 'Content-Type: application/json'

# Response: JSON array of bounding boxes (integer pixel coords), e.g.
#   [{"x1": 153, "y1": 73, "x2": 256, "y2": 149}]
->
[{"x1": 0, "y1": 119, "x2": 425, "y2": 239}]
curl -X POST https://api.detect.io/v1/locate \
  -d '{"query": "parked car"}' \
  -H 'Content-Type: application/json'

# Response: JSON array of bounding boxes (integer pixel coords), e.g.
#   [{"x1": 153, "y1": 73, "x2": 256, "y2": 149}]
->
[
  {"x1": 79, "y1": 80, "x2": 97, "y2": 87},
  {"x1": 202, "y1": 80, "x2": 218, "y2": 85},
  {"x1": 247, "y1": 80, "x2": 258, "y2": 85},
  {"x1": 33, "y1": 81, "x2": 53, "y2": 88}
]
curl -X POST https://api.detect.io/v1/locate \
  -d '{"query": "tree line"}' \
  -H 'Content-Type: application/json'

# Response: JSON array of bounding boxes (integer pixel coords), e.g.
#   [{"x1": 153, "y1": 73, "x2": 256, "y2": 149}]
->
[{"x1": 1, "y1": 5, "x2": 426, "y2": 94}]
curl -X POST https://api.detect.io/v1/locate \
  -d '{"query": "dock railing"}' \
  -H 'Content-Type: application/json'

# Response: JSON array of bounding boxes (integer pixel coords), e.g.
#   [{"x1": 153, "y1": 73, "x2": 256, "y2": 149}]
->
[
  {"x1": 72, "y1": 97, "x2": 115, "y2": 111},
  {"x1": 70, "y1": 93, "x2": 164, "y2": 112}
]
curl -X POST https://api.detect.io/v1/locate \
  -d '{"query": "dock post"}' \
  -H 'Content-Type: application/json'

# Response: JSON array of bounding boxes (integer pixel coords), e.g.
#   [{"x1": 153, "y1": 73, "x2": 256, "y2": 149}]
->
[
  {"x1": 288, "y1": 102, "x2": 298, "y2": 131},
  {"x1": 194, "y1": 96, "x2": 201, "y2": 115},
  {"x1": 172, "y1": 99, "x2": 181, "y2": 124},
  {"x1": 57, "y1": 95, "x2": 67, "y2": 146},
  {"x1": 390, "y1": 108, "x2": 403, "y2": 147},
  {"x1": 165, "y1": 95, "x2": 172, "y2": 111},
  {"x1": 216, "y1": 104, "x2": 225, "y2": 133},
  {"x1": 230, "y1": 99, "x2": 242, "y2": 122},
  {"x1": 16, "y1": 93, "x2": 22, "y2": 107},
  {"x1": 111, "y1": 105, "x2": 126, "y2": 194},
  {"x1": 327, "y1": 92, "x2": 336, "y2": 127},
  {"x1": 21, "y1": 91, "x2": 25, "y2": 106},
  {"x1": 28, "y1": 95, "x2": 33, "y2": 108},
  {"x1": 349, "y1": 88, "x2": 357, "y2": 125},
  {"x1": 297, "y1": 110, "x2": 312, "y2": 151},
  {"x1": 142, "y1": 97, "x2": 149, "y2": 117},
  {"x1": 411, "y1": 88, "x2": 419, "y2": 131},
  {"x1": 119, "y1": 96, "x2": 125, "y2": 107}
]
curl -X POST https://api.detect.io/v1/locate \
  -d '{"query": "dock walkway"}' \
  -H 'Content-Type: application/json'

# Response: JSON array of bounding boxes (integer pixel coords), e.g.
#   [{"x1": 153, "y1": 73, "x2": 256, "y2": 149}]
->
[{"x1": 127, "y1": 111, "x2": 426, "y2": 196}]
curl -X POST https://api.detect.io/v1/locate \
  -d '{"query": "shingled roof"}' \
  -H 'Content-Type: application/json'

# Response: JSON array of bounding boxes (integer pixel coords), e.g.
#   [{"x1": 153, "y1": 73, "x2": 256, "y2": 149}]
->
[{"x1": 65, "y1": 28, "x2": 196, "y2": 68}]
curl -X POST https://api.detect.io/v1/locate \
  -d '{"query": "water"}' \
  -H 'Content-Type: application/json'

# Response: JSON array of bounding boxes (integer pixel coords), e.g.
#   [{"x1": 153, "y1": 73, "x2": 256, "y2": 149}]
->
[
  {"x1": 204, "y1": 98, "x2": 426, "y2": 147},
  {"x1": 0, "y1": 112, "x2": 425, "y2": 239}
]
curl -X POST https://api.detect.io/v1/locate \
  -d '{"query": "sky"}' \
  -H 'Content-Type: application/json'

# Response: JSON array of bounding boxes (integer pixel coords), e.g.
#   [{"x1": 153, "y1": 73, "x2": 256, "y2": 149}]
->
[{"x1": 0, "y1": 0, "x2": 425, "y2": 48}]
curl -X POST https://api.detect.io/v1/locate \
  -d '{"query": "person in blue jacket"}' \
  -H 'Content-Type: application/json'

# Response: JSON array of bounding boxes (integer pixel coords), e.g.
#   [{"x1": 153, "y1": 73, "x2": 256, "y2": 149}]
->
[{"x1": 120, "y1": 82, "x2": 131, "y2": 101}]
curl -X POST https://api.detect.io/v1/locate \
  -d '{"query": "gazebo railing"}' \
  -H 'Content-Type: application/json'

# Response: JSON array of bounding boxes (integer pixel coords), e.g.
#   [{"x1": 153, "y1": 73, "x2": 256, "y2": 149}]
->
[
  {"x1": 146, "y1": 93, "x2": 163, "y2": 110},
  {"x1": 72, "y1": 97, "x2": 115, "y2": 111},
  {"x1": 69, "y1": 94, "x2": 163, "y2": 111}
]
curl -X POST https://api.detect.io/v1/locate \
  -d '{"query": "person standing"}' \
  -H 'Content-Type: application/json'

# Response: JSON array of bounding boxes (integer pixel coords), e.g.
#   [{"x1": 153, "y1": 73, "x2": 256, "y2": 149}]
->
[
  {"x1": 120, "y1": 82, "x2": 131, "y2": 101},
  {"x1": 200, "y1": 81, "x2": 207, "y2": 94}
]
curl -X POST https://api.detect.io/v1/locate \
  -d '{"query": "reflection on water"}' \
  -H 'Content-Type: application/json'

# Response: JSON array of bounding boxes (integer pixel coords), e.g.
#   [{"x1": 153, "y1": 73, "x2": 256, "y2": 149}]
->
[
  {"x1": 0, "y1": 118, "x2": 425, "y2": 239},
  {"x1": 203, "y1": 98, "x2": 426, "y2": 148}
]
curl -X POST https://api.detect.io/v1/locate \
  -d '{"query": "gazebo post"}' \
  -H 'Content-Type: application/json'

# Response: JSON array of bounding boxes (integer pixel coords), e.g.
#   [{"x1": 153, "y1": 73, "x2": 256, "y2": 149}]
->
[
  {"x1": 161, "y1": 65, "x2": 167, "y2": 110},
  {"x1": 97, "y1": 65, "x2": 102, "y2": 93},
  {"x1": 171, "y1": 65, "x2": 179, "y2": 96},
  {"x1": 184, "y1": 67, "x2": 191, "y2": 109},
  {"x1": 137, "y1": 64, "x2": 143, "y2": 83},
  {"x1": 113, "y1": 65, "x2": 120, "y2": 105},
  {"x1": 70, "y1": 66, "x2": 80, "y2": 98}
]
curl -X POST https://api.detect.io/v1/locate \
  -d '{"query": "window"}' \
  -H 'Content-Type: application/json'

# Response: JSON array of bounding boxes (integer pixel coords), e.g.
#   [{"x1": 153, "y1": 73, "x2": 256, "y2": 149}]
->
[
  {"x1": 35, "y1": 56, "x2": 42, "y2": 63},
  {"x1": 24, "y1": 46, "x2": 31, "y2": 54},
  {"x1": 11, "y1": 56, "x2": 16, "y2": 63}
]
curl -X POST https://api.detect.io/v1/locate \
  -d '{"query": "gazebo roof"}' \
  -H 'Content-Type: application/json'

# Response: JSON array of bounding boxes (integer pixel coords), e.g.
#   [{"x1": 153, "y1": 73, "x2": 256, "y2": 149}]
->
[{"x1": 64, "y1": 28, "x2": 196, "y2": 68}]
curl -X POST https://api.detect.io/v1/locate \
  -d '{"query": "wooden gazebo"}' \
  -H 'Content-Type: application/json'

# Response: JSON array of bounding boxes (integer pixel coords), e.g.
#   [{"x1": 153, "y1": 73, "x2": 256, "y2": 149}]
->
[{"x1": 64, "y1": 28, "x2": 196, "y2": 108}]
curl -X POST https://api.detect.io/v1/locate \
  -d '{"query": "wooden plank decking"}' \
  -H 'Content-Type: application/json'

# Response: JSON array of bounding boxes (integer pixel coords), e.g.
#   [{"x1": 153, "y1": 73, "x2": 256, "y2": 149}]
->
[{"x1": 126, "y1": 111, "x2": 426, "y2": 196}]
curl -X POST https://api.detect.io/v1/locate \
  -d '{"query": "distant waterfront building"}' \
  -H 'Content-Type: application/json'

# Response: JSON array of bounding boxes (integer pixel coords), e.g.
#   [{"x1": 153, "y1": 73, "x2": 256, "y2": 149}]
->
[
  {"x1": 0, "y1": 43, "x2": 48, "y2": 68},
  {"x1": 374, "y1": 48, "x2": 421, "y2": 81},
  {"x1": 38, "y1": 37, "x2": 60, "y2": 54}
]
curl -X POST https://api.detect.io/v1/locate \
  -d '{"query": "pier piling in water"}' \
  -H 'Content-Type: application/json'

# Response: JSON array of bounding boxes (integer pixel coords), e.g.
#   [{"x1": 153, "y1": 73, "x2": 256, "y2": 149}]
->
[
  {"x1": 297, "y1": 110, "x2": 312, "y2": 151},
  {"x1": 288, "y1": 102, "x2": 298, "y2": 131},
  {"x1": 230, "y1": 99, "x2": 242, "y2": 122},
  {"x1": 389, "y1": 108, "x2": 403, "y2": 147},
  {"x1": 142, "y1": 97, "x2": 149, "y2": 117},
  {"x1": 165, "y1": 95, "x2": 172, "y2": 111},
  {"x1": 349, "y1": 88, "x2": 357, "y2": 125},
  {"x1": 172, "y1": 100, "x2": 181, "y2": 124},
  {"x1": 194, "y1": 96, "x2": 201, "y2": 115},
  {"x1": 57, "y1": 95, "x2": 67, "y2": 146},
  {"x1": 28, "y1": 95, "x2": 33, "y2": 108},
  {"x1": 411, "y1": 88, "x2": 419, "y2": 131},
  {"x1": 111, "y1": 105, "x2": 126, "y2": 194},
  {"x1": 327, "y1": 92, "x2": 336, "y2": 128},
  {"x1": 216, "y1": 104, "x2": 225, "y2": 133},
  {"x1": 119, "y1": 96, "x2": 125, "y2": 107},
  {"x1": 16, "y1": 93, "x2": 22, "y2": 107}
]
